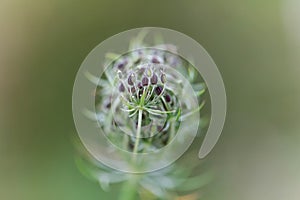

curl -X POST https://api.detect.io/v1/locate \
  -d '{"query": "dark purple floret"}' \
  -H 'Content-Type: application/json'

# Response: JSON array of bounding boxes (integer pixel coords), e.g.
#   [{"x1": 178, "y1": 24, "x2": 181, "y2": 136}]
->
[
  {"x1": 161, "y1": 73, "x2": 167, "y2": 83},
  {"x1": 117, "y1": 60, "x2": 128, "y2": 70},
  {"x1": 150, "y1": 74, "x2": 158, "y2": 85},
  {"x1": 119, "y1": 83, "x2": 125, "y2": 92},
  {"x1": 165, "y1": 94, "x2": 171, "y2": 102},
  {"x1": 117, "y1": 60, "x2": 128, "y2": 71},
  {"x1": 155, "y1": 86, "x2": 163, "y2": 95},
  {"x1": 130, "y1": 87, "x2": 136, "y2": 93},
  {"x1": 152, "y1": 57, "x2": 160, "y2": 64},
  {"x1": 128, "y1": 74, "x2": 135, "y2": 86},
  {"x1": 142, "y1": 76, "x2": 149, "y2": 86},
  {"x1": 137, "y1": 82, "x2": 143, "y2": 89},
  {"x1": 118, "y1": 63, "x2": 124, "y2": 70}
]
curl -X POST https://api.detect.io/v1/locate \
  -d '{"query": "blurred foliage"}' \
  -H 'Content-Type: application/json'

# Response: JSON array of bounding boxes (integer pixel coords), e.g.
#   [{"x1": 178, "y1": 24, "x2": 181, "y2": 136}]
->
[
  {"x1": 74, "y1": 136, "x2": 213, "y2": 200},
  {"x1": 1, "y1": 0, "x2": 300, "y2": 200}
]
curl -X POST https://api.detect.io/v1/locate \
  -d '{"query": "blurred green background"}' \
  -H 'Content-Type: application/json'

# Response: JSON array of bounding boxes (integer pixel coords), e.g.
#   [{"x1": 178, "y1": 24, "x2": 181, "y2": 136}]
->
[{"x1": 1, "y1": 0, "x2": 300, "y2": 199}]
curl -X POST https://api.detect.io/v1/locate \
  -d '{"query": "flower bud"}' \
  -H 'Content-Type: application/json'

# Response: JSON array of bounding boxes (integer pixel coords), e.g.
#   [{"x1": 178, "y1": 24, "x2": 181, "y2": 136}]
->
[
  {"x1": 165, "y1": 94, "x2": 171, "y2": 102},
  {"x1": 119, "y1": 83, "x2": 125, "y2": 92},
  {"x1": 142, "y1": 76, "x2": 149, "y2": 86},
  {"x1": 128, "y1": 73, "x2": 135, "y2": 86},
  {"x1": 150, "y1": 74, "x2": 158, "y2": 85},
  {"x1": 155, "y1": 86, "x2": 163, "y2": 95},
  {"x1": 152, "y1": 56, "x2": 161, "y2": 64},
  {"x1": 117, "y1": 60, "x2": 128, "y2": 70},
  {"x1": 137, "y1": 82, "x2": 143, "y2": 89},
  {"x1": 130, "y1": 87, "x2": 136, "y2": 94},
  {"x1": 161, "y1": 73, "x2": 167, "y2": 83},
  {"x1": 118, "y1": 63, "x2": 124, "y2": 70}
]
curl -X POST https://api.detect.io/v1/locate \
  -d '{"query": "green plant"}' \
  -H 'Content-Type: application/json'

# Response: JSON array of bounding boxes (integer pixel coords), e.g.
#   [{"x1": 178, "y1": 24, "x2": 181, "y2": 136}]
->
[{"x1": 76, "y1": 31, "x2": 211, "y2": 200}]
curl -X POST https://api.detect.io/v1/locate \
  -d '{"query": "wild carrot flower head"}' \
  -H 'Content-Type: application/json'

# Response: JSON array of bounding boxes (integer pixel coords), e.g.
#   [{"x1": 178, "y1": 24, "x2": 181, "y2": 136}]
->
[
  {"x1": 75, "y1": 29, "x2": 215, "y2": 199},
  {"x1": 94, "y1": 46, "x2": 205, "y2": 154}
]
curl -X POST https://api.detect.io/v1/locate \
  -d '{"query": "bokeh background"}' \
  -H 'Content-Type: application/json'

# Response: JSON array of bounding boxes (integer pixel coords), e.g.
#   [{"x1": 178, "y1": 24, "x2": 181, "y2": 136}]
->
[{"x1": 1, "y1": 0, "x2": 300, "y2": 199}]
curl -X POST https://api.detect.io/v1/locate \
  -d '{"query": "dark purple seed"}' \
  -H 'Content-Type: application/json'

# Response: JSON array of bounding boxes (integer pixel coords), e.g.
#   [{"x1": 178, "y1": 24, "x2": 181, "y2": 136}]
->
[
  {"x1": 119, "y1": 83, "x2": 125, "y2": 92},
  {"x1": 130, "y1": 87, "x2": 136, "y2": 93},
  {"x1": 150, "y1": 74, "x2": 158, "y2": 85},
  {"x1": 118, "y1": 60, "x2": 128, "y2": 70},
  {"x1": 142, "y1": 77, "x2": 149, "y2": 86},
  {"x1": 155, "y1": 86, "x2": 163, "y2": 95},
  {"x1": 165, "y1": 94, "x2": 171, "y2": 102},
  {"x1": 152, "y1": 57, "x2": 160, "y2": 64},
  {"x1": 117, "y1": 62, "x2": 124, "y2": 70},
  {"x1": 117, "y1": 63, "x2": 124, "y2": 70},
  {"x1": 137, "y1": 82, "x2": 143, "y2": 89},
  {"x1": 161, "y1": 74, "x2": 166, "y2": 83},
  {"x1": 128, "y1": 74, "x2": 134, "y2": 85}
]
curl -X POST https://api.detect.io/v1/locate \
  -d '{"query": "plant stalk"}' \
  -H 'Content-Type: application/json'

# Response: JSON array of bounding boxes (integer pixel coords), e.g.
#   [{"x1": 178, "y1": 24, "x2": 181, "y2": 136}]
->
[
  {"x1": 133, "y1": 109, "x2": 143, "y2": 154},
  {"x1": 118, "y1": 175, "x2": 139, "y2": 200}
]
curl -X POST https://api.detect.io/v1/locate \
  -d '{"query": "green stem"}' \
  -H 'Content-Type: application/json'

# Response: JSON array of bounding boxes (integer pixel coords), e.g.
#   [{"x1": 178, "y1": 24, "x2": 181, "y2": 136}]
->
[
  {"x1": 118, "y1": 175, "x2": 139, "y2": 200},
  {"x1": 133, "y1": 109, "x2": 143, "y2": 154}
]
